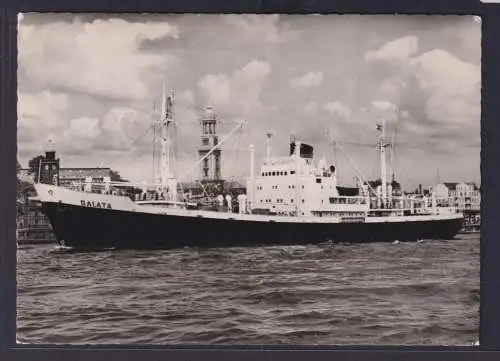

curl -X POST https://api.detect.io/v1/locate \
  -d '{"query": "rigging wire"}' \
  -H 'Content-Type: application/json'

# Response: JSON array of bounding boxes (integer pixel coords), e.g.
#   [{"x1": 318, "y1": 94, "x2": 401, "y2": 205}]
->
[
  {"x1": 371, "y1": 143, "x2": 380, "y2": 182},
  {"x1": 315, "y1": 115, "x2": 376, "y2": 191},
  {"x1": 152, "y1": 100, "x2": 157, "y2": 183},
  {"x1": 328, "y1": 133, "x2": 377, "y2": 195},
  {"x1": 103, "y1": 123, "x2": 154, "y2": 170},
  {"x1": 394, "y1": 158, "x2": 415, "y2": 192},
  {"x1": 227, "y1": 126, "x2": 244, "y2": 181},
  {"x1": 391, "y1": 111, "x2": 399, "y2": 180}
]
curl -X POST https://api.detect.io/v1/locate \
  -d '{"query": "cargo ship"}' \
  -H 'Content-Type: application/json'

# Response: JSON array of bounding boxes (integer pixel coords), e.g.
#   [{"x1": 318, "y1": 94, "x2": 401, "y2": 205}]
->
[{"x1": 33, "y1": 86, "x2": 464, "y2": 250}]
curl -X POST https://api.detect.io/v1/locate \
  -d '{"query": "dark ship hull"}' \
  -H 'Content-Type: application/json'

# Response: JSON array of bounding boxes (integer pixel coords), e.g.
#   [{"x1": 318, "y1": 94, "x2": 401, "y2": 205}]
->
[{"x1": 41, "y1": 200, "x2": 464, "y2": 250}]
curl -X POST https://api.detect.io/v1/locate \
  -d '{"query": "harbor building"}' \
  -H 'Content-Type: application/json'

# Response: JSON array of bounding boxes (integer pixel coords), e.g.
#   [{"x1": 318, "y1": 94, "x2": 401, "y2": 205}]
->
[
  {"x1": 17, "y1": 147, "x2": 125, "y2": 244},
  {"x1": 434, "y1": 182, "x2": 481, "y2": 232}
]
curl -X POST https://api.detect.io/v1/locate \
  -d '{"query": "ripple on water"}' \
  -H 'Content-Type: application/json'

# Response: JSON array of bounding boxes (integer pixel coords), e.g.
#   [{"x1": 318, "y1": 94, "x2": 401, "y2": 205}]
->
[{"x1": 17, "y1": 234, "x2": 479, "y2": 345}]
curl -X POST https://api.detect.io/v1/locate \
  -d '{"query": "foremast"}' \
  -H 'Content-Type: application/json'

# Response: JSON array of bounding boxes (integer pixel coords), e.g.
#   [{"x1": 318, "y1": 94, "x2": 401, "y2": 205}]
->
[
  {"x1": 376, "y1": 119, "x2": 390, "y2": 208},
  {"x1": 159, "y1": 84, "x2": 178, "y2": 202}
]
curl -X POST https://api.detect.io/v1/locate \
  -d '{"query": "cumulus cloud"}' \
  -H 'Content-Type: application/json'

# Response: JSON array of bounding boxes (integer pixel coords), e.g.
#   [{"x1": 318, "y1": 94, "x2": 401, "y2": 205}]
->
[
  {"x1": 18, "y1": 90, "x2": 68, "y2": 122},
  {"x1": 365, "y1": 36, "x2": 480, "y2": 153},
  {"x1": 379, "y1": 77, "x2": 408, "y2": 100},
  {"x1": 365, "y1": 36, "x2": 418, "y2": 65},
  {"x1": 290, "y1": 71, "x2": 324, "y2": 89},
  {"x1": 224, "y1": 14, "x2": 295, "y2": 43},
  {"x1": 17, "y1": 91, "x2": 73, "y2": 156},
  {"x1": 18, "y1": 91, "x2": 69, "y2": 128},
  {"x1": 69, "y1": 117, "x2": 101, "y2": 139},
  {"x1": 17, "y1": 14, "x2": 480, "y2": 185},
  {"x1": 323, "y1": 101, "x2": 351, "y2": 119},
  {"x1": 303, "y1": 101, "x2": 319, "y2": 115},
  {"x1": 60, "y1": 117, "x2": 101, "y2": 152},
  {"x1": 178, "y1": 89, "x2": 195, "y2": 105},
  {"x1": 410, "y1": 49, "x2": 479, "y2": 95},
  {"x1": 198, "y1": 60, "x2": 271, "y2": 116},
  {"x1": 371, "y1": 100, "x2": 397, "y2": 112},
  {"x1": 96, "y1": 107, "x2": 151, "y2": 151},
  {"x1": 18, "y1": 18, "x2": 179, "y2": 101},
  {"x1": 410, "y1": 49, "x2": 480, "y2": 132},
  {"x1": 58, "y1": 107, "x2": 152, "y2": 156}
]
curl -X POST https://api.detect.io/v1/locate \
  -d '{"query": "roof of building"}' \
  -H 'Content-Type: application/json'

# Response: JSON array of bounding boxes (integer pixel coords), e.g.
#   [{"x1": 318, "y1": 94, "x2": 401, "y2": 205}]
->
[
  {"x1": 466, "y1": 182, "x2": 480, "y2": 191},
  {"x1": 443, "y1": 182, "x2": 458, "y2": 191},
  {"x1": 19, "y1": 167, "x2": 114, "y2": 183},
  {"x1": 223, "y1": 179, "x2": 246, "y2": 189},
  {"x1": 441, "y1": 182, "x2": 480, "y2": 191},
  {"x1": 59, "y1": 168, "x2": 112, "y2": 179}
]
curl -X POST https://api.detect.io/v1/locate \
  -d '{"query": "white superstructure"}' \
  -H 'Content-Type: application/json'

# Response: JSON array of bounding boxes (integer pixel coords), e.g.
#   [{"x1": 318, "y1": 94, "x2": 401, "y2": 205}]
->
[{"x1": 247, "y1": 139, "x2": 369, "y2": 220}]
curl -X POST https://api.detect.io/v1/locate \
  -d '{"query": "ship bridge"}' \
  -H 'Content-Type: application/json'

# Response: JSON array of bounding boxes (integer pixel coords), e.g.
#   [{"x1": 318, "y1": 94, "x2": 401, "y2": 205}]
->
[{"x1": 247, "y1": 138, "x2": 369, "y2": 217}]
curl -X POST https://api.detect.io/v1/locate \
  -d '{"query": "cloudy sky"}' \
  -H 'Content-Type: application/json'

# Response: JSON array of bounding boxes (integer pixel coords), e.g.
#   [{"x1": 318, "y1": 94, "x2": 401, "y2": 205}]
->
[{"x1": 17, "y1": 14, "x2": 481, "y2": 188}]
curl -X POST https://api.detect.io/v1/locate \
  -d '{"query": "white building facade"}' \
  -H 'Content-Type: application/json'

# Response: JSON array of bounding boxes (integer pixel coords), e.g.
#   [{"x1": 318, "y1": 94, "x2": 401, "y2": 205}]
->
[{"x1": 435, "y1": 182, "x2": 480, "y2": 211}]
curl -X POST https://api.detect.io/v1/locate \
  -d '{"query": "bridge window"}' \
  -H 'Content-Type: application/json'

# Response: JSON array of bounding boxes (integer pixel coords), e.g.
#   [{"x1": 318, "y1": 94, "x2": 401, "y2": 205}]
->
[{"x1": 291, "y1": 171, "x2": 296, "y2": 175}]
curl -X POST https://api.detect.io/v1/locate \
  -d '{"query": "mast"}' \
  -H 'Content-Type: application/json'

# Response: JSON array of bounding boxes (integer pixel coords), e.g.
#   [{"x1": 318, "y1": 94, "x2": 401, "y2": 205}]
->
[
  {"x1": 159, "y1": 84, "x2": 177, "y2": 201},
  {"x1": 152, "y1": 99, "x2": 160, "y2": 186},
  {"x1": 249, "y1": 144, "x2": 255, "y2": 211},
  {"x1": 377, "y1": 119, "x2": 390, "y2": 208},
  {"x1": 389, "y1": 108, "x2": 399, "y2": 183},
  {"x1": 326, "y1": 129, "x2": 339, "y2": 180}
]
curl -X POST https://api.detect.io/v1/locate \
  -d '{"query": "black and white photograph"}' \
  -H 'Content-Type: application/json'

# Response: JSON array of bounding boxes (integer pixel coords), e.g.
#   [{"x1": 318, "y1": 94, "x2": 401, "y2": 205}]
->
[{"x1": 16, "y1": 13, "x2": 480, "y2": 346}]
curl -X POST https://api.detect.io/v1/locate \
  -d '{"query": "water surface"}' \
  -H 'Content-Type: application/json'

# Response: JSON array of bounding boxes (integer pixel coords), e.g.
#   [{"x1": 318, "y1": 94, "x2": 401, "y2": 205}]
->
[{"x1": 17, "y1": 234, "x2": 479, "y2": 346}]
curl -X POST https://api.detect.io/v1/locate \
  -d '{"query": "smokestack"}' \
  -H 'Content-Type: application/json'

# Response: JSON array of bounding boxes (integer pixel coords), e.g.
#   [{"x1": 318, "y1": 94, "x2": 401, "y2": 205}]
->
[{"x1": 266, "y1": 132, "x2": 273, "y2": 159}]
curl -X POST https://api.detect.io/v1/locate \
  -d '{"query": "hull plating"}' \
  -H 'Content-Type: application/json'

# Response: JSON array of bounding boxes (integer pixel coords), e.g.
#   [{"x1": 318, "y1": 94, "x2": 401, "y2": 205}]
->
[{"x1": 41, "y1": 202, "x2": 464, "y2": 250}]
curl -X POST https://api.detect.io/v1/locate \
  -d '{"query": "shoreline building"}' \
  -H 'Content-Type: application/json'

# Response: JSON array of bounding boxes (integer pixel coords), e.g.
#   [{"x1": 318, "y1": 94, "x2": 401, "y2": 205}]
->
[
  {"x1": 435, "y1": 182, "x2": 481, "y2": 232},
  {"x1": 17, "y1": 148, "x2": 125, "y2": 245}
]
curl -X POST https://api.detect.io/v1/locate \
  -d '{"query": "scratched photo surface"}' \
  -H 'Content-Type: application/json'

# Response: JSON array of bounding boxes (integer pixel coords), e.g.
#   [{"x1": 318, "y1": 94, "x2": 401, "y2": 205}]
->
[{"x1": 16, "y1": 13, "x2": 480, "y2": 346}]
